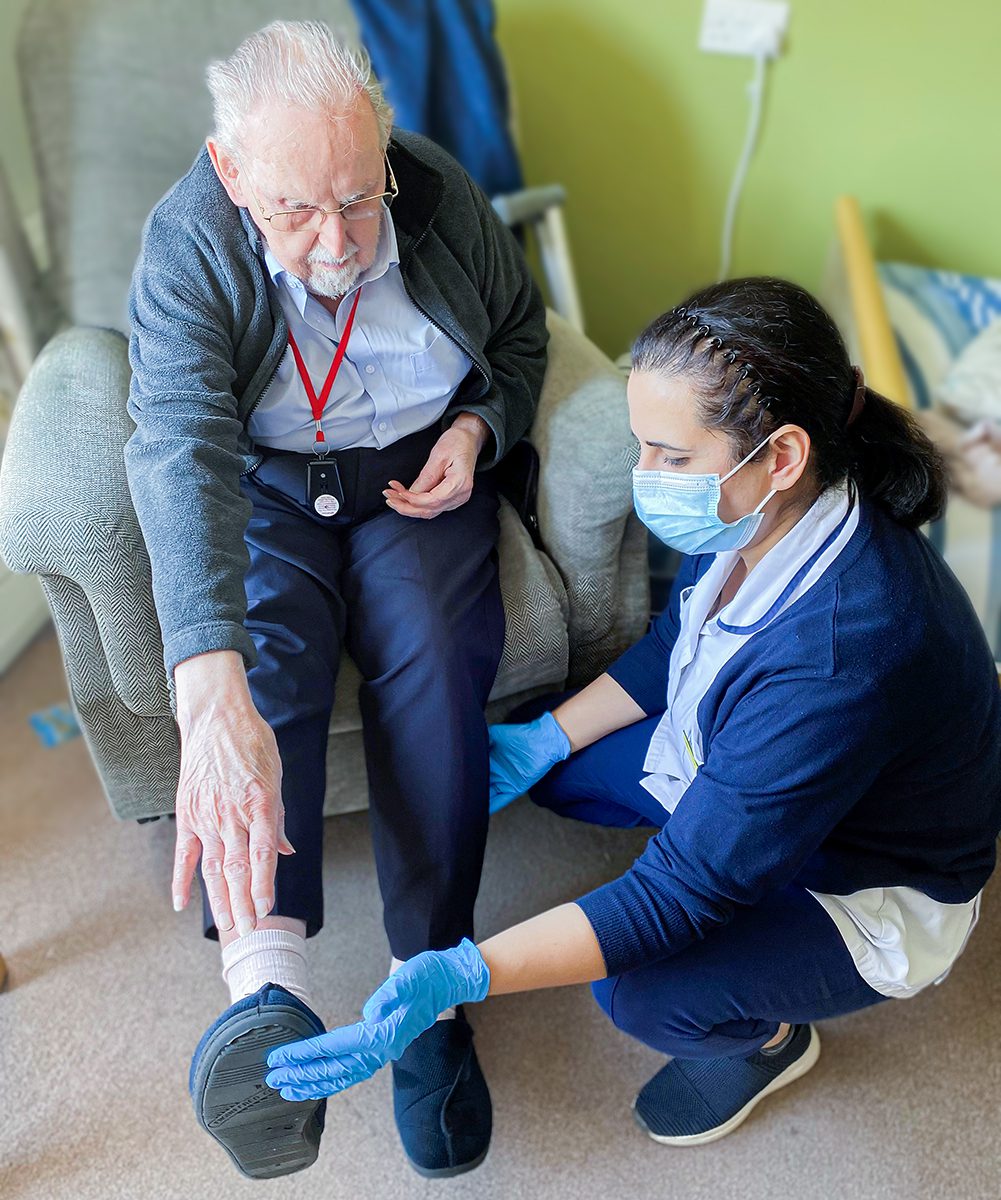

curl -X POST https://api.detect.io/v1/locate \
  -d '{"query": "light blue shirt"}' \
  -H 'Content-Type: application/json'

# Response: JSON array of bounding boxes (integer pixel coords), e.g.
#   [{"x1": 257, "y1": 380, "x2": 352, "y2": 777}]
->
[{"x1": 248, "y1": 209, "x2": 473, "y2": 452}]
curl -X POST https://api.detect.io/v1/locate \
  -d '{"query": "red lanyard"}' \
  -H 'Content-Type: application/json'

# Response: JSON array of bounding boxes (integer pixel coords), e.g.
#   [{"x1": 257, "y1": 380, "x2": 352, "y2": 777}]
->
[{"x1": 286, "y1": 287, "x2": 363, "y2": 451}]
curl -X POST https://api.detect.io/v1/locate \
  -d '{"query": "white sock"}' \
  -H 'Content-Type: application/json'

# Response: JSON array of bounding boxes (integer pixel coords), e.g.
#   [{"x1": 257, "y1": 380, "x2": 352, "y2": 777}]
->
[
  {"x1": 222, "y1": 928, "x2": 315, "y2": 1012},
  {"x1": 391, "y1": 955, "x2": 456, "y2": 1021}
]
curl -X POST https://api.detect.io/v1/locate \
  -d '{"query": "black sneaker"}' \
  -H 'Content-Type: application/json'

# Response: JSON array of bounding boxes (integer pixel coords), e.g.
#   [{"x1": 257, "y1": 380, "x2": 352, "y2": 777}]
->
[{"x1": 633, "y1": 1023, "x2": 820, "y2": 1146}]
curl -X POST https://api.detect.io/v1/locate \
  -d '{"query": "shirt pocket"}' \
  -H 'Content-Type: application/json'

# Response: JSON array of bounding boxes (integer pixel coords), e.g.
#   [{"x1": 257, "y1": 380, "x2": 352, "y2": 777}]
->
[
  {"x1": 409, "y1": 330, "x2": 471, "y2": 386},
  {"x1": 410, "y1": 332, "x2": 447, "y2": 378}
]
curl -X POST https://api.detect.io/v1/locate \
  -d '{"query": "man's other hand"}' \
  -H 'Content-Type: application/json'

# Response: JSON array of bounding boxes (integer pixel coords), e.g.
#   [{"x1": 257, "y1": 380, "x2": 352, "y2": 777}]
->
[
  {"x1": 171, "y1": 650, "x2": 293, "y2": 936},
  {"x1": 383, "y1": 412, "x2": 490, "y2": 519}
]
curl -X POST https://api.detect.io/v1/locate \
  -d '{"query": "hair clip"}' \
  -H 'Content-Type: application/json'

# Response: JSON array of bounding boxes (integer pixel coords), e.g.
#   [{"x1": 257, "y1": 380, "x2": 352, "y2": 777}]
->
[
  {"x1": 725, "y1": 350, "x2": 737, "y2": 364},
  {"x1": 710, "y1": 336, "x2": 723, "y2": 349},
  {"x1": 697, "y1": 323, "x2": 711, "y2": 338}
]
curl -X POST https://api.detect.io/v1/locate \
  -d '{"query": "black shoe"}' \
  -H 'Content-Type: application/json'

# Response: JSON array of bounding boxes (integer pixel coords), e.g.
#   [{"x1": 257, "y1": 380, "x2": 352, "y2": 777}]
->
[
  {"x1": 189, "y1": 982, "x2": 327, "y2": 1179},
  {"x1": 633, "y1": 1023, "x2": 820, "y2": 1146},
  {"x1": 391, "y1": 1007, "x2": 491, "y2": 1177}
]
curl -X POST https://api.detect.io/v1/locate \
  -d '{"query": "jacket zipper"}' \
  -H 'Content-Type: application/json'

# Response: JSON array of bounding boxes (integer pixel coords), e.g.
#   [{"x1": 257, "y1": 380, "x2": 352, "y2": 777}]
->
[{"x1": 239, "y1": 340, "x2": 284, "y2": 477}]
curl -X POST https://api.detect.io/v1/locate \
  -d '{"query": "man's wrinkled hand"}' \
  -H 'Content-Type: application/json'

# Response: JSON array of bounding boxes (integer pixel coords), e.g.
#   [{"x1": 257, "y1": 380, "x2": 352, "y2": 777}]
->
[
  {"x1": 172, "y1": 699, "x2": 293, "y2": 936},
  {"x1": 383, "y1": 413, "x2": 489, "y2": 520}
]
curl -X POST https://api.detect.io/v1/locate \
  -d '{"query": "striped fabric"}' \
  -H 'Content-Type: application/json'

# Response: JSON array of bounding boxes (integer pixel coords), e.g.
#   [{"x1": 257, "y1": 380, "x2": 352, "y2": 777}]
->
[{"x1": 878, "y1": 264, "x2": 1001, "y2": 661}]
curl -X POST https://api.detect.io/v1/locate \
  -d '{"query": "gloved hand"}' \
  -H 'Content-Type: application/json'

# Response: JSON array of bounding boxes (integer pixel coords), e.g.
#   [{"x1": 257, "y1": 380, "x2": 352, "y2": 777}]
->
[
  {"x1": 488, "y1": 712, "x2": 572, "y2": 814},
  {"x1": 264, "y1": 938, "x2": 490, "y2": 1102}
]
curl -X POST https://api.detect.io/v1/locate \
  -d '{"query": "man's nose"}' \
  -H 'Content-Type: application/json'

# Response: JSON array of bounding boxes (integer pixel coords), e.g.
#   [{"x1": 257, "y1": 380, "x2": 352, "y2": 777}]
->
[{"x1": 317, "y1": 212, "x2": 349, "y2": 259}]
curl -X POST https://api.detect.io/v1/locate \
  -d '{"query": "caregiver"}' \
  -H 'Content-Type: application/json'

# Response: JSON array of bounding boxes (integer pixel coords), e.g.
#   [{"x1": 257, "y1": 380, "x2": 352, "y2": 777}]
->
[{"x1": 264, "y1": 277, "x2": 1001, "y2": 1149}]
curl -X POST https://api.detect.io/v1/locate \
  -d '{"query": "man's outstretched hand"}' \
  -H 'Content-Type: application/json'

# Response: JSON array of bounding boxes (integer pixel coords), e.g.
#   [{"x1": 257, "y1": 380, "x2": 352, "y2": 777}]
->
[{"x1": 171, "y1": 650, "x2": 294, "y2": 936}]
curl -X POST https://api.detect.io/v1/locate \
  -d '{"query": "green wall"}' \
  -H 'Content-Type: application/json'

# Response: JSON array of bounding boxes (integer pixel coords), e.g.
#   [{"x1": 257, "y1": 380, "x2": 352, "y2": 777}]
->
[
  {"x1": 495, "y1": 0, "x2": 1001, "y2": 355},
  {"x1": 2, "y1": 1, "x2": 997, "y2": 357}
]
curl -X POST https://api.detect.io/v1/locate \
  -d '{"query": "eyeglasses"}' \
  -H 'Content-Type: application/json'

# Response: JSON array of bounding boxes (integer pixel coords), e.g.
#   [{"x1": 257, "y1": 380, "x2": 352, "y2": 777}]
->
[{"x1": 246, "y1": 154, "x2": 398, "y2": 233}]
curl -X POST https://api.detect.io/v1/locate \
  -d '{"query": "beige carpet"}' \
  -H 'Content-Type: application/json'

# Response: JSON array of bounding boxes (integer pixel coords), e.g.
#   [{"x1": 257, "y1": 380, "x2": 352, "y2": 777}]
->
[{"x1": 2, "y1": 626, "x2": 1000, "y2": 1200}]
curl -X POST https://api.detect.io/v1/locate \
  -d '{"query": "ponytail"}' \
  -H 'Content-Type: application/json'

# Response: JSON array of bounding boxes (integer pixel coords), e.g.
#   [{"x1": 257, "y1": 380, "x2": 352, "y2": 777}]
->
[{"x1": 847, "y1": 388, "x2": 947, "y2": 529}]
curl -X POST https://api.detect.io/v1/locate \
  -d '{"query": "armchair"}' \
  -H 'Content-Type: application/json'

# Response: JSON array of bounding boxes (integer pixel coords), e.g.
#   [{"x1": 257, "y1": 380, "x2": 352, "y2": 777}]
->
[{"x1": 0, "y1": 0, "x2": 648, "y2": 821}]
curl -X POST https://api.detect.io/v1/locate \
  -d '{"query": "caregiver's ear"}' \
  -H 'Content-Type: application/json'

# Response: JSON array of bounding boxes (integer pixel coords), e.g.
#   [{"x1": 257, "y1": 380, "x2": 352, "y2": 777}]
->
[{"x1": 766, "y1": 425, "x2": 812, "y2": 491}]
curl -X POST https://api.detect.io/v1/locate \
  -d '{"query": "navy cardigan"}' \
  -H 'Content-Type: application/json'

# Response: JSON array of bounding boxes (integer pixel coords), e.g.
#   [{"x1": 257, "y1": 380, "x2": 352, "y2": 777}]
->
[{"x1": 576, "y1": 500, "x2": 1001, "y2": 978}]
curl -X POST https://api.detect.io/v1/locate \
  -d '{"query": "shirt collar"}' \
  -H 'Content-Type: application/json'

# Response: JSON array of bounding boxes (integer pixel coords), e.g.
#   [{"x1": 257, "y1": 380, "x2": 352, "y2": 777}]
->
[{"x1": 689, "y1": 482, "x2": 854, "y2": 635}]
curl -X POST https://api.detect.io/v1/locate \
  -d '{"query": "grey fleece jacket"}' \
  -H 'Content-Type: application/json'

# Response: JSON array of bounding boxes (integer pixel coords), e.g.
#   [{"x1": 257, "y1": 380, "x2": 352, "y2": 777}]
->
[{"x1": 125, "y1": 131, "x2": 548, "y2": 684}]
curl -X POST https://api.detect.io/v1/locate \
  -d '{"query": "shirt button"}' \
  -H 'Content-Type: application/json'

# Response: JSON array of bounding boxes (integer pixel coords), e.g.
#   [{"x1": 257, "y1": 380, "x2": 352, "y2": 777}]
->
[
  {"x1": 378, "y1": 421, "x2": 388, "y2": 432},
  {"x1": 365, "y1": 364, "x2": 376, "y2": 375}
]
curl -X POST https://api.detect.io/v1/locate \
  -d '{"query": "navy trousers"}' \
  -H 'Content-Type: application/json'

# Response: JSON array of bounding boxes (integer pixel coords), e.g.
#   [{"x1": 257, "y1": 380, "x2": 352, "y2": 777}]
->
[
  {"x1": 201, "y1": 427, "x2": 505, "y2": 959},
  {"x1": 514, "y1": 694, "x2": 888, "y2": 1059}
]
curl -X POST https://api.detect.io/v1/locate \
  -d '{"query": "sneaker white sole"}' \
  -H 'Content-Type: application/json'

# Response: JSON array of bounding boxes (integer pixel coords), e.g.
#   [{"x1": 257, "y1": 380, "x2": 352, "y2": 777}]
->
[{"x1": 633, "y1": 1024, "x2": 821, "y2": 1147}]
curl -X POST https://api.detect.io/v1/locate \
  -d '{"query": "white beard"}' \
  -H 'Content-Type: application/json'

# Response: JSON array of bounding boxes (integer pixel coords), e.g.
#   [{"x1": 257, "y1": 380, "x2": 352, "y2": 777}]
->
[{"x1": 303, "y1": 246, "x2": 362, "y2": 299}]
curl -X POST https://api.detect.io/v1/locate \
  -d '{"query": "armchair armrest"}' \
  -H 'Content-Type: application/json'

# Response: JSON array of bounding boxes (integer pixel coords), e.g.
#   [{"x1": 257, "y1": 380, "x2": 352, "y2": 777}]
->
[
  {"x1": 0, "y1": 326, "x2": 169, "y2": 717},
  {"x1": 493, "y1": 186, "x2": 585, "y2": 333},
  {"x1": 531, "y1": 311, "x2": 648, "y2": 684},
  {"x1": 491, "y1": 185, "x2": 566, "y2": 227}
]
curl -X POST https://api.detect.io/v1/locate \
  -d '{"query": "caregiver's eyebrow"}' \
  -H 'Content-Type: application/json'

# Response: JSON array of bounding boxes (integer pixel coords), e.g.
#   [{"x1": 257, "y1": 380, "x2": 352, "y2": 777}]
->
[{"x1": 645, "y1": 440, "x2": 692, "y2": 453}]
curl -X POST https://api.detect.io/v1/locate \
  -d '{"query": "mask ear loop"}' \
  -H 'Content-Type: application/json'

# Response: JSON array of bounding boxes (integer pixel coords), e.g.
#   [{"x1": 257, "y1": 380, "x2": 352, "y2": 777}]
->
[
  {"x1": 719, "y1": 431, "x2": 781, "y2": 516},
  {"x1": 719, "y1": 432, "x2": 774, "y2": 483}
]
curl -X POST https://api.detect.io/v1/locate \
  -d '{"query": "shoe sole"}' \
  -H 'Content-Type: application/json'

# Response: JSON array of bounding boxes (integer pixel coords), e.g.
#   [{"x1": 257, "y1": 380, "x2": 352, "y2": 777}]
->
[
  {"x1": 407, "y1": 1146, "x2": 490, "y2": 1179},
  {"x1": 633, "y1": 1025, "x2": 821, "y2": 1147},
  {"x1": 192, "y1": 1004, "x2": 324, "y2": 1179}
]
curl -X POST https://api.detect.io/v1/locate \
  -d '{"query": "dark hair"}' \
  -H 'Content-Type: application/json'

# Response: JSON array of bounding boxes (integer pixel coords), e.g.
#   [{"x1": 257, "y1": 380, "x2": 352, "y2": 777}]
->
[{"x1": 631, "y1": 277, "x2": 946, "y2": 529}]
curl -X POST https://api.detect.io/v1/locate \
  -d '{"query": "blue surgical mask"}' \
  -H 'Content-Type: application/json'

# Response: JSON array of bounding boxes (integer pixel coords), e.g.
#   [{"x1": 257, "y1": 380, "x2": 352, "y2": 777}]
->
[{"x1": 632, "y1": 436, "x2": 777, "y2": 555}]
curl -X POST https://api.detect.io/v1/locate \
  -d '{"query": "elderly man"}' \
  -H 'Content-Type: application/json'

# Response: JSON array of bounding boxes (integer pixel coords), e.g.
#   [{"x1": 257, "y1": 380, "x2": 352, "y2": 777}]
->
[{"x1": 126, "y1": 20, "x2": 546, "y2": 1180}]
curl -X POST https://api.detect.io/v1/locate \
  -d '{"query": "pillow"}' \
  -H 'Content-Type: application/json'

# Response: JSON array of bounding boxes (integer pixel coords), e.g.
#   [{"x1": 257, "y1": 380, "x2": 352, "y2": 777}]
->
[{"x1": 936, "y1": 318, "x2": 1001, "y2": 425}]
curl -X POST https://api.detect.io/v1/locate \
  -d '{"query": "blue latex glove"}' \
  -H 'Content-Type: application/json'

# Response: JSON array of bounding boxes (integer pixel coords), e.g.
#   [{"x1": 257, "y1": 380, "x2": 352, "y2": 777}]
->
[
  {"x1": 264, "y1": 938, "x2": 490, "y2": 1102},
  {"x1": 488, "y1": 712, "x2": 572, "y2": 814}
]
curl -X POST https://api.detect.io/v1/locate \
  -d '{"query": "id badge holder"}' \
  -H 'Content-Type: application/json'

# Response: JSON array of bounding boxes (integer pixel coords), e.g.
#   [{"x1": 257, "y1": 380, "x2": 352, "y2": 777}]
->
[{"x1": 307, "y1": 455, "x2": 345, "y2": 517}]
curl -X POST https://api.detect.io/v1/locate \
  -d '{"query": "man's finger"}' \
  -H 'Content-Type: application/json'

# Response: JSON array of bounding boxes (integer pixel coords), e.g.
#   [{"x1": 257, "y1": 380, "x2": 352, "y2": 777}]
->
[
  {"x1": 407, "y1": 458, "x2": 446, "y2": 495},
  {"x1": 247, "y1": 820, "x2": 278, "y2": 920},
  {"x1": 172, "y1": 823, "x2": 202, "y2": 911},
  {"x1": 385, "y1": 477, "x2": 465, "y2": 509},
  {"x1": 221, "y1": 821, "x2": 256, "y2": 937},
  {"x1": 385, "y1": 498, "x2": 442, "y2": 520},
  {"x1": 199, "y1": 832, "x2": 234, "y2": 932}
]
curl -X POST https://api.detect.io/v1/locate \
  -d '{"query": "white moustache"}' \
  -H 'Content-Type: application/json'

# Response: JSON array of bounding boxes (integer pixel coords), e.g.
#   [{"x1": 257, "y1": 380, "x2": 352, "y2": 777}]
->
[{"x1": 307, "y1": 246, "x2": 357, "y2": 268}]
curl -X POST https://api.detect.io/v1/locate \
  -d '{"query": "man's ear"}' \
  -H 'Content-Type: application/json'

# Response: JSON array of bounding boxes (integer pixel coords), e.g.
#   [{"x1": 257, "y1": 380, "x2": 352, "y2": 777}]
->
[{"x1": 206, "y1": 138, "x2": 247, "y2": 207}]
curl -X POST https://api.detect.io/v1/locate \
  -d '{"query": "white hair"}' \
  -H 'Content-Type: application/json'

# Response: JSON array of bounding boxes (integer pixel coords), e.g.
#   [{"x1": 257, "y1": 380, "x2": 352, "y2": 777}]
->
[{"x1": 206, "y1": 20, "x2": 393, "y2": 155}]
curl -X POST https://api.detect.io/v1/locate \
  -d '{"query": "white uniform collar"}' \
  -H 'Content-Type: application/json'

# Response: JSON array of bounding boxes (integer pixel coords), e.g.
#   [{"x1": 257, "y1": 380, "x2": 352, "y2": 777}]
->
[{"x1": 694, "y1": 482, "x2": 854, "y2": 637}]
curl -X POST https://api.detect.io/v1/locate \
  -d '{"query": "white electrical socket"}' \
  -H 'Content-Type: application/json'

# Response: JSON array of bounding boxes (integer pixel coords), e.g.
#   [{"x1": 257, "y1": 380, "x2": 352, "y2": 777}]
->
[{"x1": 699, "y1": 0, "x2": 790, "y2": 58}]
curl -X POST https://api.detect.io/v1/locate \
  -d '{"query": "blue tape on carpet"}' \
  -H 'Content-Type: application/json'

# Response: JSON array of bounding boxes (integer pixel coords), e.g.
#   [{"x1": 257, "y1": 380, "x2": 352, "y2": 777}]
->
[{"x1": 29, "y1": 702, "x2": 81, "y2": 747}]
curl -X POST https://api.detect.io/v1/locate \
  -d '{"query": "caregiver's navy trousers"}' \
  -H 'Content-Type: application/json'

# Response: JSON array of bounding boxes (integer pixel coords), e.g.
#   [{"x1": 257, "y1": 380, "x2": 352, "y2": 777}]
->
[
  {"x1": 514, "y1": 694, "x2": 888, "y2": 1059},
  {"x1": 200, "y1": 426, "x2": 505, "y2": 959}
]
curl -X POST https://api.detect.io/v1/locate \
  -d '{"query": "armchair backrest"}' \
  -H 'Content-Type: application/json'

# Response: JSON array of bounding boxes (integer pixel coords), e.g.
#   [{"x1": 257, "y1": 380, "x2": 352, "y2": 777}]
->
[{"x1": 17, "y1": 0, "x2": 359, "y2": 333}]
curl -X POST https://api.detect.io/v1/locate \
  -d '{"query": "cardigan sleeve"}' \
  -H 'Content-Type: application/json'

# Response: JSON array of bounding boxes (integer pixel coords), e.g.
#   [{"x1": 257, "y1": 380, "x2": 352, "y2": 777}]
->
[
  {"x1": 576, "y1": 668, "x2": 895, "y2": 976},
  {"x1": 605, "y1": 555, "x2": 702, "y2": 714}
]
